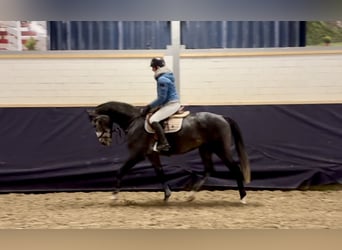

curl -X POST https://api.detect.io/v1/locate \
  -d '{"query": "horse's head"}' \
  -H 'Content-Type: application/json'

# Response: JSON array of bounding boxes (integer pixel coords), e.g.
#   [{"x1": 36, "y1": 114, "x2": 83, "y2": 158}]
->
[{"x1": 87, "y1": 110, "x2": 113, "y2": 146}]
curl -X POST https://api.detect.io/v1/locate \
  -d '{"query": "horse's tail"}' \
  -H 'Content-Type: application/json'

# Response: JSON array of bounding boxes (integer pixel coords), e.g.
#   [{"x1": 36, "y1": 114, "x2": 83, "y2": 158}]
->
[{"x1": 224, "y1": 116, "x2": 251, "y2": 183}]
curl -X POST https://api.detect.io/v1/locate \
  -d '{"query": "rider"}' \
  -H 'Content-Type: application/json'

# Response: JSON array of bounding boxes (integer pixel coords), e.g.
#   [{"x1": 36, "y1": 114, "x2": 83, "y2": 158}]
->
[{"x1": 141, "y1": 57, "x2": 181, "y2": 152}]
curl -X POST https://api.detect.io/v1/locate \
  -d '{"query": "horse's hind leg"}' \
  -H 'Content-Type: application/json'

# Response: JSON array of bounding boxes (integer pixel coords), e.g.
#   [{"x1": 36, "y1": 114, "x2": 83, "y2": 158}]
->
[
  {"x1": 229, "y1": 162, "x2": 247, "y2": 204},
  {"x1": 187, "y1": 145, "x2": 214, "y2": 201},
  {"x1": 215, "y1": 148, "x2": 247, "y2": 204},
  {"x1": 147, "y1": 153, "x2": 172, "y2": 202}
]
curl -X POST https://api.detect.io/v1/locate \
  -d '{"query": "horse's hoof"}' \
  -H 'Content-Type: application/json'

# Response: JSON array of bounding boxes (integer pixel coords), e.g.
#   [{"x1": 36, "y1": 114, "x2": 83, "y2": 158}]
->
[
  {"x1": 163, "y1": 187, "x2": 172, "y2": 202},
  {"x1": 187, "y1": 191, "x2": 196, "y2": 202},
  {"x1": 164, "y1": 193, "x2": 171, "y2": 202},
  {"x1": 110, "y1": 194, "x2": 118, "y2": 200},
  {"x1": 187, "y1": 196, "x2": 195, "y2": 202},
  {"x1": 240, "y1": 197, "x2": 247, "y2": 204}
]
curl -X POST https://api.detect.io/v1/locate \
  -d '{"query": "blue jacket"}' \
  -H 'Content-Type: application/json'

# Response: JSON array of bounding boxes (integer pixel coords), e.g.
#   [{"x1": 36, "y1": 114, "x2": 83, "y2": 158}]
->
[{"x1": 149, "y1": 69, "x2": 180, "y2": 109}]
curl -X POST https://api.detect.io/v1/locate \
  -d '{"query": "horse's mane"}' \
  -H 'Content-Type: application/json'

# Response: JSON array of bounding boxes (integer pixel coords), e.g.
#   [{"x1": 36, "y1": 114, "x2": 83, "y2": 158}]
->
[
  {"x1": 95, "y1": 101, "x2": 141, "y2": 132},
  {"x1": 96, "y1": 101, "x2": 140, "y2": 116}
]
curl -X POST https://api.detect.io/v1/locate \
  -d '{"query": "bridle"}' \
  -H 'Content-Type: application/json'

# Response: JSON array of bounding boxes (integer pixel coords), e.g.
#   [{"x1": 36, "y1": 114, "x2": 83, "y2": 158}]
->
[
  {"x1": 95, "y1": 120, "x2": 125, "y2": 145},
  {"x1": 96, "y1": 130, "x2": 111, "y2": 139}
]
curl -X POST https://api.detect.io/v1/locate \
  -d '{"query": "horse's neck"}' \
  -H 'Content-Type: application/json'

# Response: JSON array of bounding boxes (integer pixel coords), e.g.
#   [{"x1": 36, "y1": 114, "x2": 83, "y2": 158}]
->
[
  {"x1": 99, "y1": 102, "x2": 139, "y2": 131},
  {"x1": 110, "y1": 111, "x2": 139, "y2": 131},
  {"x1": 126, "y1": 116, "x2": 144, "y2": 133}
]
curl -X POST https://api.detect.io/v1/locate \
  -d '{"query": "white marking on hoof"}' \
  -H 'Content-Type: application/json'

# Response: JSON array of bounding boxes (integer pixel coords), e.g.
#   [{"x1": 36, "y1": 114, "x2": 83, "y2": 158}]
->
[
  {"x1": 240, "y1": 197, "x2": 247, "y2": 204},
  {"x1": 110, "y1": 194, "x2": 118, "y2": 200},
  {"x1": 187, "y1": 191, "x2": 196, "y2": 202}
]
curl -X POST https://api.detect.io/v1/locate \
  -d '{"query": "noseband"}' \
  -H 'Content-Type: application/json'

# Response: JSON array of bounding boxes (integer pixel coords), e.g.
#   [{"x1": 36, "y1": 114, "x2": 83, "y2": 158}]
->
[
  {"x1": 97, "y1": 128, "x2": 113, "y2": 139},
  {"x1": 97, "y1": 125, "x2": 123, "y2": 142},
  {"x1": 93, "y1": 114, "x2": 126, "y2": 144}
]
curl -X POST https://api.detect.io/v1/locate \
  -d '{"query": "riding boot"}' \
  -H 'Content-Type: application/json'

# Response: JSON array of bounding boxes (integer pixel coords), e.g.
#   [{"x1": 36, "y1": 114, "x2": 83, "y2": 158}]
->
[{"x1": 151, "y1": 122, "x2": 170, "y2": 152}]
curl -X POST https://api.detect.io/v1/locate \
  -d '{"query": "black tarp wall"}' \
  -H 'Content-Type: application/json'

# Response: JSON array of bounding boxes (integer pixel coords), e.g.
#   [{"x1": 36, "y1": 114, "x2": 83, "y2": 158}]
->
[{"x1": 0, "y1": 104, "x2": 341, "y2": 193}]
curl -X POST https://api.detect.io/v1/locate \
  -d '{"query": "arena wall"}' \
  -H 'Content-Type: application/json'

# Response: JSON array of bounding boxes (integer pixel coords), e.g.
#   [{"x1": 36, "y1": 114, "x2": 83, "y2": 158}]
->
[
  {"x1": 1, "y1": 48, "x2": 341, "y2": 192},
  {"x1": 0, "y1": 48, "x2": 342, "y2": 107}
]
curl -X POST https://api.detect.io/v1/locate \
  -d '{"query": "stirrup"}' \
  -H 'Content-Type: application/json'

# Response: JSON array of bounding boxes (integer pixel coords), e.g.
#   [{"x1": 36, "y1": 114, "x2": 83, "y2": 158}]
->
[{"x1": 153, "y1": 142, "x2": 170, "y2": 152}]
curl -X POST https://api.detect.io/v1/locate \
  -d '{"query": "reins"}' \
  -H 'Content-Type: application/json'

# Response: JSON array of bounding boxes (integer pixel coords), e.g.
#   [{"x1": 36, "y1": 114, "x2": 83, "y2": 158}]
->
[{"x1": 110, "y1": 123, "x2": 126, "y2": 145}]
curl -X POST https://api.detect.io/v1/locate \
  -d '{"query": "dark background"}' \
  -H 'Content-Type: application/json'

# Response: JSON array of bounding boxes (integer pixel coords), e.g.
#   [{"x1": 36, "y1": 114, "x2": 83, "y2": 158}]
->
[{"x1": 0, "y1": 104, "x2": 341, "y2": 193}]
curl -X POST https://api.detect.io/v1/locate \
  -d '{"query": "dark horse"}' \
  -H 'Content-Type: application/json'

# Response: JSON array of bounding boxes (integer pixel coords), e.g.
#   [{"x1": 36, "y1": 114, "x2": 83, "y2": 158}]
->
[{"x1": 87, "y1": 101, "x2": 251, "y2": 203}]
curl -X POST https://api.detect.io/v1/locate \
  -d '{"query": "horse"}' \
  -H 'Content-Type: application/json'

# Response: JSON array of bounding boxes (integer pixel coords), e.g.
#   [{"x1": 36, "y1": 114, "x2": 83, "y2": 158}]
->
[{"x1": 87, "y1": 101, "x2": 251, "y2": 203}]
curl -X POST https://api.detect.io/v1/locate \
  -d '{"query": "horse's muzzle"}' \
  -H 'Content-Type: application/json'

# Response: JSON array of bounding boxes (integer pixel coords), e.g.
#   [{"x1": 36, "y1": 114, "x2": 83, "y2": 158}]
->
[
  {"x1": 96, "y1": 131, "x2": 112, "y2": 146},
  {"x1": 99, "y1": 137, "x2": 112, "y2": 146}
]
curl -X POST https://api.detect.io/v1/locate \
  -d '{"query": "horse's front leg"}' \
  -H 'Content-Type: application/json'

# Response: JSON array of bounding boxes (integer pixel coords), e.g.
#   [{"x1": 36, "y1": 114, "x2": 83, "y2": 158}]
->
[
  {"x1": 187, "y1": 173, "x2": 210, "y2": 202},
  {"x1": 112, "y1": 154, "x2": 144, "y2": 200},
  {"x1": 147, "y1": 153, "x2": 172, "y2": 202}
]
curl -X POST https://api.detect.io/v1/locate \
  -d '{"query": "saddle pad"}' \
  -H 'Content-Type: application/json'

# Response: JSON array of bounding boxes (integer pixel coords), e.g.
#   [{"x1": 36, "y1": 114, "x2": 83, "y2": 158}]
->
[
  {"x1": 172, "y1": 110, "x2": 190, "y2": 118},
  {"x1": 145, "y1": 117, "x2": 184, "y2": 134}
]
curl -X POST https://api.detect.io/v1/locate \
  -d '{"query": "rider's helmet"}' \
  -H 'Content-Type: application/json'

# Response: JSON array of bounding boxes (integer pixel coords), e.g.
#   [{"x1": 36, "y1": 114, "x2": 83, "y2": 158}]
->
[{"x1": 150, "y1": 57, "x2": 165, "y2": 68}]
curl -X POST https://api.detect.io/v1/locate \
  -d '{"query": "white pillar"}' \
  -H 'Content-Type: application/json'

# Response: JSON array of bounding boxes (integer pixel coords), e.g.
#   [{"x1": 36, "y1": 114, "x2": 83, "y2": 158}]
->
[
  {"x1": 167, "y1": 21, "x2": 183, "y2": 101},
  {"x1": 16, "y1": 21, "x2": 22, "y2": 51},
  {"x1": 171, "y1": 21, "x2": 181, "y2": 46}
]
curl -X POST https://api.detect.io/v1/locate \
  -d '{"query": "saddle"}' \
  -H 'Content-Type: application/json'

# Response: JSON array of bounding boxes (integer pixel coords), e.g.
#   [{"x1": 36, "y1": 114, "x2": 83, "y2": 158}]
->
[{"x1": 144, "y1": 106, "x2": 190, "y2": 133}]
